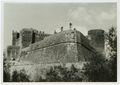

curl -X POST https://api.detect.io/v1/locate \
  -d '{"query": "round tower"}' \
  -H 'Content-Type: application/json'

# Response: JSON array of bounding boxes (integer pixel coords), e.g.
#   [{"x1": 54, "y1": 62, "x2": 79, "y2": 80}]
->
[{"x1": 88, "y1": 29, "x2": 105, "y2": 53}]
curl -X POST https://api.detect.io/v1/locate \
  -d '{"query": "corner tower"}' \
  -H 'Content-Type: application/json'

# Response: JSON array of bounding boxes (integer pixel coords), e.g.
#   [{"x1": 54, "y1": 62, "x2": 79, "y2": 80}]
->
[
  {"x1": 20, "y1": 28, "x2": 33, "y2": 48},
  {"x1": 88, "y1": 29, "x2": 105, "y2": 54}
]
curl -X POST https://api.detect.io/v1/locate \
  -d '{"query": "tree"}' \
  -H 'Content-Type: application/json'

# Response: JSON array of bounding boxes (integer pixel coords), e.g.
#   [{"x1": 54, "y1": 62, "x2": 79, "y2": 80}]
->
[
  {"x1": 40, "y1": 64, "x2": 83, "y2": 82},
  {"x1": 105, "y1": 27, "x2": 117, "y2": 59},
  {"x1": 11, "y1": 69, "x2": 30, "y2": 82},
  {"x1": 12, "y1": 70, "x2": 20, "y2": 82},
  {"x1": 105, "y1": 27, "x2": 117, "y2": 81},
  {"x1": 83, "y1": 53, "x2": 110, "y2": 81}
]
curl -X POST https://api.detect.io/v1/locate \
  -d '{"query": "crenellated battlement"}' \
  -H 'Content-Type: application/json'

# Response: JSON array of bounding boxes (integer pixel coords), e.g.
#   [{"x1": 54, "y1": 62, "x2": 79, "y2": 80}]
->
[{"x1": 12, "y1": 28, "x2": 51, "y2": 48}]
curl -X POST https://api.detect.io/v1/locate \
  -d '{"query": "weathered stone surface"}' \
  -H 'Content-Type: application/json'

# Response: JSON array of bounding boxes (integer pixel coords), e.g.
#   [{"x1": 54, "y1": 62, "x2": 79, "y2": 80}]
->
[
  {"x1": 30, "y1": 29, "x2": 76, "y2": 50},
  {"x1": 18, "y1": 29, "x2": 96, "y2": 64},
  {"x1": 10, "y1": 62, "x2": 86, "y2": 81},
  {"x1": 6, "y1": 46, "x2": 20, "y2": 60},
  {"x1": 6, "y1": 29, "x2": 105, "y2": 81},
  {"x1": 12, "y1": 28, "x2": 50, "y2": 48},
  {"x1": 88, "y1": 29, "x2": 105, "y2": 53}
]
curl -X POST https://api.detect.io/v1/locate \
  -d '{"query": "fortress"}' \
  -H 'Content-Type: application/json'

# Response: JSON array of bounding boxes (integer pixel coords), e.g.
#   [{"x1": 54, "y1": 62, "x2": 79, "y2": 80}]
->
[{"x1": 4, "y1": 25, "x2": 105, "y2": 80}]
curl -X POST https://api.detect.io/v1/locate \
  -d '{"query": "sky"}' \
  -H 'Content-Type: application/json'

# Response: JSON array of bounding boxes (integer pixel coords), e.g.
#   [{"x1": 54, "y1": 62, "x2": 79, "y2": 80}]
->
[{"x1": 4, "y1": 3, "x2": 117, "y2": 49}]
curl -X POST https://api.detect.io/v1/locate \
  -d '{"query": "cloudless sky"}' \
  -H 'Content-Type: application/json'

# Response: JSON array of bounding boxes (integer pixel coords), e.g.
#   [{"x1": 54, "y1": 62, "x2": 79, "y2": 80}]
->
[{"x1": 4, "y1": 3, "x2": 117, "y2": 49}]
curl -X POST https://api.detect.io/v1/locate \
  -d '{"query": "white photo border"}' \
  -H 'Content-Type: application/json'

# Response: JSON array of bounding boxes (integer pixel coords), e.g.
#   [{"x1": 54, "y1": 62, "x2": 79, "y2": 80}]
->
[{"x1": 0, "y1": 0, "x2": 119, "y2": 85}]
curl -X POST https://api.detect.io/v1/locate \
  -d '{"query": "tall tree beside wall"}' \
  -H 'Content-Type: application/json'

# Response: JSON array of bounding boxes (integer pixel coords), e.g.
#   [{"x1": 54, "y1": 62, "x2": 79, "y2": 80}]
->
[{"x1": 105, "y1": 27, "x2": 117, "y2": 81}]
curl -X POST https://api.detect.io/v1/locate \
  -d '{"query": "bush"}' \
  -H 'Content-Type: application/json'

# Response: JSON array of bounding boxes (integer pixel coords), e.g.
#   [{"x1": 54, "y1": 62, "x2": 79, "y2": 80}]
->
[
  {"x1": 3, "y1": 58, "x2": 11, "y2": 82},
  {"x1": 83, "y1": 53, "x2": 111, "y2": 82},
  {"x1": 38, "y1": 64, "x2": 83, "y2": 82},
  {"x1": 11, "y1": 69, "x2": 30, "y2": 82},
  {"x1": 3, "y1": 69, "x2": 10, "y2": 82}
]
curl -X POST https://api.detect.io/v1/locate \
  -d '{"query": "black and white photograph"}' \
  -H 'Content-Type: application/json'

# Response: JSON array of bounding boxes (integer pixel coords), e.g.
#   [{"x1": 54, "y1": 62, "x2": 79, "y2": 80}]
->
[{"x1": 3, "y1": 1, "x2": 117, "y2": 82}]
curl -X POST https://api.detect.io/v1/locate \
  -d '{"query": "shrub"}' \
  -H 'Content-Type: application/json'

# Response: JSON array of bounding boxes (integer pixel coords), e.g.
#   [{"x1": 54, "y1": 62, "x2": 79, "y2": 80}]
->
[
  {"x1": 39, "y1": 64, "x2": 83, "y2": 82},
  {"x1": 11, "y1": 69, "x2": 30, "y2": 82},
  {"x1": 3, "y1": 69, "x2": 10, "y2": 82}
]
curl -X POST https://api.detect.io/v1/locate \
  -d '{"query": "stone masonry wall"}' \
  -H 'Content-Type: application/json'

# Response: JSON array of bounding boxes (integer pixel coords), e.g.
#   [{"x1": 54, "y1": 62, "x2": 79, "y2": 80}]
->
[
  {"x1": 16, "y1": 29, "x2": 96, "y2": 64},
  {"x1": 10, "y1": 62, "x2": 86, "y2": 81},
  {"x1": 76, "y1": 30, "x2": 96, "y2": 61},
  {"x1": 6, "y1": 46, "x2": 20, "y2": 60},
  {"x1": 9, "y1": 29, "x2": 96, "y2": 81},
  {"x1": 20, "y1": 29, "x2": 78, "y2": 64}
]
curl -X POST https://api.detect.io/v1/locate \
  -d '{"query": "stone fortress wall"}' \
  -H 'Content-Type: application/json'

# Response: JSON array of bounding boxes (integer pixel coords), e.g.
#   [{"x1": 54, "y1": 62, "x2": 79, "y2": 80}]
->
[
  {"x1": 19, "y1": 29, "x2": 96, "y2": 64},
  {"x1": 7, "y1": 28, "x2": 51, "y2": 61},
  {"x1": 5, "y1": 27, "x2": 105, "y2": 81},
  {"x1": 6, "y1": 27, "x2": 105, "y2": 64},
  {"x1": 6, "y1": 46, "x2": 20, "y2": 61}
]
